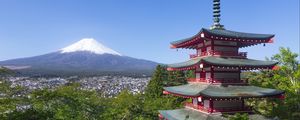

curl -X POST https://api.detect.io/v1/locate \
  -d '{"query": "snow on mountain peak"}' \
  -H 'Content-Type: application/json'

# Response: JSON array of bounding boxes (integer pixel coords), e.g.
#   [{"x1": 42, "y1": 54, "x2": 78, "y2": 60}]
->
[{"x1": 60, "y1": 38, "x2": 121, "y2": 56}]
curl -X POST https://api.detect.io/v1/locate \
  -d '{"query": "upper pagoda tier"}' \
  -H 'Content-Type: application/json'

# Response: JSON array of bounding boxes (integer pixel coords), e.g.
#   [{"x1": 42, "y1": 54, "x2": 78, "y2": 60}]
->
[
  {"x1": 167, "y1": 56, "x2": 277, "y2": 71},
  {"x1": 170, "y1": 28, "x2": 274, "y2": 49}
]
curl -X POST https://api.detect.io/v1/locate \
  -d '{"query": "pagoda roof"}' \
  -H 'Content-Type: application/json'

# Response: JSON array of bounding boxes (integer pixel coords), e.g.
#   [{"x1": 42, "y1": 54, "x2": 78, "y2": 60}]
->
[
  {"x1": 167, "y1": 56, "x2": 277, "y2": 70},
  {"x1": 202, "y1": 28, "x2": 274, "y2": 40},
  {"x1": 171, "y1": 28, "x2": 274, "y2": 48},
  {"x1": 159, "y1": 108, "x2": 226, "y2": 120},
  {"x1": 163, "y1": 83, "x2": 284, "y2": 98},
  {"x1": 159, "y1": 108, "x2": 272, "y2": 120}
]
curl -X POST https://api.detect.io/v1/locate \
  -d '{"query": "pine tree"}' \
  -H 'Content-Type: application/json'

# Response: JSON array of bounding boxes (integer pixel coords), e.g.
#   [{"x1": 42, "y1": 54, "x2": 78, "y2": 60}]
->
[
  {"x1": 167, "y1": 71, "x2": 187, "y2": 86},
  {"x1": 144, "y1": 65, "x2": 167, "y2": 98},
  {"x1": 185, "y1": 70, "x2": 195, "y2": 79}
]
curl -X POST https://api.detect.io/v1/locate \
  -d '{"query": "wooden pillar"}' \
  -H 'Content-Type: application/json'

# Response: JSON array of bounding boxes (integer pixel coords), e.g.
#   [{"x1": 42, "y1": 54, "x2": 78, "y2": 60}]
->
[
  {"x1": 195, "y1": 70, "x2": 198, "y2": 81},
  {"x1": 241, "y1": 98, "x2": 245, "y2": 110},
  {"x1": 209, "y1": 99, "x2": 213, "y2": 113},
  {"x1": 238, "y1": 67, "x2": 241, "y2": 82},
  {"x1": 210, "y1": 66, "x2": 214, "y2": 83},
  {"x1": 211, "y1": 39, "x2": 215, "y2": 52}
]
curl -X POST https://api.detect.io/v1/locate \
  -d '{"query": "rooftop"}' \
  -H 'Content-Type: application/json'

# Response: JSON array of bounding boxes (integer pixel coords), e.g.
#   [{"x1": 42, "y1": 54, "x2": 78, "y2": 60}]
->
[
  {"x1": 159, "y1": 108, "x2": 273, "y2": 120},
  {"x1": 163, "y1": 83, "x2": 284, "y2": 98},
  {"x1": 170, "y1": 28, "x2": 274, "y2": 48},
  {"x1": 167, "y1": 56, "x2": 277, "y2": 69}
]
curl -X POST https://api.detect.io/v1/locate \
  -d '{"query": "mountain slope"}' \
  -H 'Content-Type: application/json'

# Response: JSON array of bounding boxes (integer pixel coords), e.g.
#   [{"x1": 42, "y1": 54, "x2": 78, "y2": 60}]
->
[
  {"x1": 60, "y1": 38, "x2": 121, "y2": 56},
  {"x1": 0, "y1": 38, "x2": 158, "y2": 76}
]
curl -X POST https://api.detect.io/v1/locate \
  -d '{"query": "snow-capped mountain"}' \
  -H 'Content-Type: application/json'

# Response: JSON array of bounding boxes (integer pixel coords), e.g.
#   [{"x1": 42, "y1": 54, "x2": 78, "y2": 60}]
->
[
  {"x1": 0, "y1": 38, "x2": 158, "y2": 76},
  {"x1": 60, "y1": 38, "x2": 121, "y2": 56}
]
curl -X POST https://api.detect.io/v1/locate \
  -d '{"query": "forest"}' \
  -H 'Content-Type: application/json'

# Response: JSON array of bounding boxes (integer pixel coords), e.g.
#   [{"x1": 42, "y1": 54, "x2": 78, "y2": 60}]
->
[{"x1": 0, "y1": 47, "x2": 299, "y2": 120}]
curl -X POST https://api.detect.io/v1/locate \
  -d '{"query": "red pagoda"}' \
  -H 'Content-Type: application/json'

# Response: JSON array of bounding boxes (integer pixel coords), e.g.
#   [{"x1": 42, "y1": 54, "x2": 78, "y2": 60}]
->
[{"x1": 159, "y1": 0, "x2": 284, "y2": 119}]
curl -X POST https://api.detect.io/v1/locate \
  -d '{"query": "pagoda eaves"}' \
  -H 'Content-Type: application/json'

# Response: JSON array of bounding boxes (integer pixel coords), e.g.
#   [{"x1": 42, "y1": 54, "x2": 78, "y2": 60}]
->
[
  {"x1": 163, "y1": 83, "x2": 284, "y2": 98},
  {"x1": 171, "y1": 28, "x2": 274, "y2": 49},
  {"x1": 167, "y1": 56, "x2": 277, "y2": 71}
]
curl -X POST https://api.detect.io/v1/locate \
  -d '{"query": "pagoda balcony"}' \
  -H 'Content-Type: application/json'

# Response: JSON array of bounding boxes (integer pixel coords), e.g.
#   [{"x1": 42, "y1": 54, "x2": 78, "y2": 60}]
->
[
  {"x1": 212, "y1": 107, "x2": 252, "y2": 113},
  {"x1": 185, "y1": 102, "x2": 252, "y2": 113},
  {"x1": 188, "y1": 78, "x2": 245, "y2": 84},
  {"x1": 190, "y1": 50, "x2": 247, "y2": 58},
  {"x1": 207, "y1": 50, "x2": 247, "y2": 58},
  {"x1": 187, "y1": 78, "x2": 207, "y2": 82},
  {"x1": 208, "y1": 78, "x2": 244, "y2": 84},
  {"x1": 189, "y1": 54, "x2": 200, "y2": 58}
]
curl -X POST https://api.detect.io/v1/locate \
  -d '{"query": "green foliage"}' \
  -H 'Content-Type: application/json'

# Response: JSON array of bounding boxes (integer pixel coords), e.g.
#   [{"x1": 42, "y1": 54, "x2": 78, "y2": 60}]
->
[
  {"x1": 142, "y1": 65, "x2": 185, "y2": 119},
  {"x1": 144, "y1": 65, "x2": 167, "y2": 98},
  {"x1": 228, "y1": 113, "x2": 249, "y2": 120},
  {"x1": 3, "y1": 83, "x2": 107, "y2": 120},
  {"x1": 103, "y1": 90, "x2": 143, "y2": 120},
  {"x1": 1, "y1": 64, "x2": 189, "y2": 119},
  {"x1": 0, "y1": 80, "x2": 28, "y2": 119},
  {"x1": 185, "y1": 70, "x2": 195, "y2": 79},
  {"x1": 0, "y1": 67, "x2": 15, "y2": 76},
  {"x1": 166, "y1": 70, "x2": 187, "y2": 86},
  {"x1": 246, "y1": 47, "x2": 300, "y2": 119}
]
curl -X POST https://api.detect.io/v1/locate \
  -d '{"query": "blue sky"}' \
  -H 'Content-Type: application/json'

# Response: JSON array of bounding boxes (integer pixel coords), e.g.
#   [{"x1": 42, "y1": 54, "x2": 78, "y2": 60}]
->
[{"x1": 0, "y1": 0, "x2": 299, "y2": 64}]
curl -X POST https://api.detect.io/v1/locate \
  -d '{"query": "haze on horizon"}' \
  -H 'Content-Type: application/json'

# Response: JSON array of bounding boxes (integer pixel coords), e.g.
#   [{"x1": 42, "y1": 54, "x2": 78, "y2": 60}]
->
[{"x1": 0, "y1": 0, "x2": 299, "y2": 64}]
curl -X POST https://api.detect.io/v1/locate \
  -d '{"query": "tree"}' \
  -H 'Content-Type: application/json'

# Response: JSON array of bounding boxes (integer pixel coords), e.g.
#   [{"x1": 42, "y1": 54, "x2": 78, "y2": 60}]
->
[
  {"x1": 103, "y1": 90, "x2": 143, "y2": 120},
  {"x1": 167, "y1": 70, "x2": 187, "y2": 86},
  {"x1": 0, "y1": 67, "x2": 15, "y2": 76},
  {"x1": 246, "y1": 47, "x2": 300, "y2": 119},
  {"x1": 271, "y1": 47, "x2": 299, "y2": 93},
  {"x1": 5, "y1": 83, "x2": 107, "y2": 120},
  {"x1": 0, "y1": 81, "x2": 28, "y2": 119},
  {"x1": 228, "y1": 113, "x2": 249, "y2": 120},
  {"x1": 141, "y1": 65, "x2": 186, "y2": 119},
  {"x1": 185, "y1": 70, "x2": 195, "y2": 79},
  {"x1": 144, "y1": 65, "x2": 167, "y2": 98}
]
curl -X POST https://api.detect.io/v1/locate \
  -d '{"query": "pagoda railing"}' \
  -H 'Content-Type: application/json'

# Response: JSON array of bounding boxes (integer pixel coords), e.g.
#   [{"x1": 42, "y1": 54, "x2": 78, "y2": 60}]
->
[
  {"x1": 208, "y1": 78, "x2": 243, "y2": 84},
  {"x1": 212, "y1": 106, "x2": 252, "y2": 113},
  {"x1": 189, "y1": 54, "x2": 199, "y2": 58},
  {"x1": 185, "y1": 103, "x2": 209, "y2": 112},
  {"x1": 187, "y1": 78, "x2": 207, "y2": 82},
  {"x1": 187, "y1": 78, "x2": 245, "y2": 84},
  {"x1": 189, "y1": 50, "x2": 247, "y2": 58}
]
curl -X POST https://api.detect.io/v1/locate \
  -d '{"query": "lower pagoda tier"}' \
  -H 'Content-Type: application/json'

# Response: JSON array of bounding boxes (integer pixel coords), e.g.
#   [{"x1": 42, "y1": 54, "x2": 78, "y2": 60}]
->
[
  {"x1": 162, "y1": 83, "x2": 284, "y2": 115},
  {"x1": 163, "y1": 83, "x2": 284, "y2": 98},
  {"x1": 159, "y1": 108, "x2": 273, "y2": 120}
]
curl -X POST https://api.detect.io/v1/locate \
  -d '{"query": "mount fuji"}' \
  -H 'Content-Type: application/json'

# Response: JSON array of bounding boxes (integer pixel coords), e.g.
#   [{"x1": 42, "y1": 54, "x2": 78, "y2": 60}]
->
[{"x1": 0, "y1": 38, "x2": 158, "y2": 76}]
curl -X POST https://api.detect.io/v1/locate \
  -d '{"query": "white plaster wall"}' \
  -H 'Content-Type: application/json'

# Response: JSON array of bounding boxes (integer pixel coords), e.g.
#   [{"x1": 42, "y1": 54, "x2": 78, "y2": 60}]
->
[
  {"x1": 206, "y1": 73, "x2": 211, "y2": 79},
  {"x1": 193, "y1": 98, "x2": 198, "y2": 105},
  {"x1": 204, "y1": 100, "x2": 210, "y2": 108},
  {"x1": 196, "y1": 73, "x2": 200, "y2": 79},
  {"x1": 197, "y1": 49, "x2": 202, "y2": 55},
  {"x1": 206, "y1": 46, "x2": 211, "y2": 51}
]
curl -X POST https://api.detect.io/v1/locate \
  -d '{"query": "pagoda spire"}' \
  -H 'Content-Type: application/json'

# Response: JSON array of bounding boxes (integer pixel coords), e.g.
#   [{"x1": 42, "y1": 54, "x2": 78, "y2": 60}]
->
[{"x1": 210, "y1": 0, "x2": 225, "y2": 30}]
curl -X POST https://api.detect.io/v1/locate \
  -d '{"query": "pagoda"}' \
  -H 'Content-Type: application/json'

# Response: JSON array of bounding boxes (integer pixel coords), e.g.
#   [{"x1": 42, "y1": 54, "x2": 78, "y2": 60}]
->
[{"x1": 158, "y1": 0, "x2": 284, "y2": 119}]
